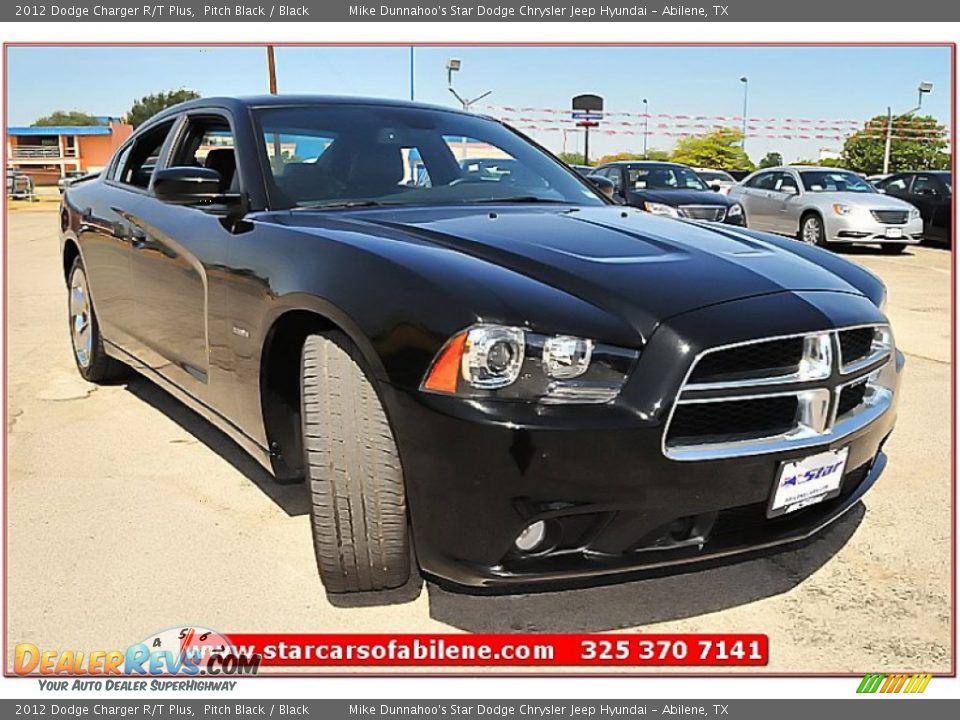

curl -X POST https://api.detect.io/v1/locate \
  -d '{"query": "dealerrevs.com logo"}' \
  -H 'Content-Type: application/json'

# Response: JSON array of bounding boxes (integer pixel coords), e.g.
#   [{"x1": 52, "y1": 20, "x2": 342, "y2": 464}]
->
[
  {"x1": 14, "y1": 626, "x2": 261, "y2": 679},
  {"x1": 857, "y1": 673, "x2": 933, "y2": 694}
]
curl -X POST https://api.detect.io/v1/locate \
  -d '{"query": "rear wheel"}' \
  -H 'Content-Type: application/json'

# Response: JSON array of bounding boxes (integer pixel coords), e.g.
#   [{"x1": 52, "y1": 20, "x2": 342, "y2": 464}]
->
[
  {"x1": 67, "y1": 257, "x2": 126, "y2": 383},
  {"x1": 880, "y1": 243, "x2": 906, "y2": 255},
  {"x1": 800, "y1": 213, "x2": 827, "y2": 247},
  {"x1": 300, "y1": 332, "x2": 410, "y2": 593}
]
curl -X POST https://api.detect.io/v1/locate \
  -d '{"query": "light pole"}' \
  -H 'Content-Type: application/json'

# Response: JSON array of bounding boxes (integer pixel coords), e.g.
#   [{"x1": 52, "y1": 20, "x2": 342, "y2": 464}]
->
[
  {"x1": 642, "y1": 98, "x2": 649, "y2": 159},
  {"x1": 409, "y1": 47, "x2": 415, "y2": 101},
  {"x1": 446, "y1": 58, "x2": 492, "y2": 112},
  {"x1": 883, "y1": 80, "x2": 934, "y2": 174},
  {"x1": 739, "y1": 76, "x2": 748, "y2": 150}
]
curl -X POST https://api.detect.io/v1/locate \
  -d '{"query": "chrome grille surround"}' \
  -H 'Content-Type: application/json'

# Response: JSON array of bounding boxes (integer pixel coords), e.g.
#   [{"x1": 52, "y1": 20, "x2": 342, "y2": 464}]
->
[
  {"x1": 663, "y1": 324, "x2": 894, "y2": 461},
  {"x1": 678, "y1": 205, "x2": 727, "y2": 222}
]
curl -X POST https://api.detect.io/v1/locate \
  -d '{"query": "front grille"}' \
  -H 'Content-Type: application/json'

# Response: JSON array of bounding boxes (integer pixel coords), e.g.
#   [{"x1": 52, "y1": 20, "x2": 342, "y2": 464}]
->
[
  {"x1": 871, "y1": 209, "x2": 908, "y2": 225},
  {"x1": 678, "y1": 205, "x2": 726, "y2": 222},
  {"x1": 689, "y1": 337, "x2": 804, "y2": 384},
  {"x1": 837, "y1": 381, "x2": 867, "y2": 418},
  {"x1": 668, "y1": 396, "x2": 799, "y2": 445},
  {"x1": 838, "y1": 327, "x2": 874, "y2": 366},
  {"x1": 664, "y1": 325, "x2": 894, "y2": 460}
]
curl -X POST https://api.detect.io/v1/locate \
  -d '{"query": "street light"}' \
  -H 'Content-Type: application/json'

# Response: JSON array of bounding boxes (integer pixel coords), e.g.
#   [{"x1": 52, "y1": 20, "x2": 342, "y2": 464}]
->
[
  {"x1": 883, "y1": 81, "x2": 934, "y2": 174},
  {"x1": 446, "y1": 58, "x2": 492, "y2": 112},
  {"x1": 739, "y1": 76, "x2": 749, "y2": 150},
  {"x1": 642, "y1": 98, "x2": 649, "y2": 159}
]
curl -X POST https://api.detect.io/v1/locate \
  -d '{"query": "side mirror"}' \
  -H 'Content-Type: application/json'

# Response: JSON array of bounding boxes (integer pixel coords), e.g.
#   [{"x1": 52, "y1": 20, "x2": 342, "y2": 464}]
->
[
  {"x1": 710, "y1": 183, "x2": 721, "y2": 192},
  {"x1": 154, "y1": 166, "x2": 232, "y2": 205},
  {"x1": 586, "y1": 174, "x2": 616, "y2": 200},
  {"x1": 782, "y1": 185, "x2": 799, "y2": 196}
]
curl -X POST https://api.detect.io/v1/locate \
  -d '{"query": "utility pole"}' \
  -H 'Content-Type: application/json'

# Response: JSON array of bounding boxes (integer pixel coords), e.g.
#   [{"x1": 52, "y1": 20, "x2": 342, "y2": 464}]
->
[
  {"x1": 266, "y1": 45, "x2": 278, "y2": 94},
  {"x1": 739, "y1": 76, "x2": 749, "y2": 150},
  {"x1": 642, "y1": 98, "x2": 649, "y2": 159},
  {"x1": 883, "y1": 81, "x2": 933, "y2": 175},
  {"x1": 409, "y1": 47, "x2": 415, "y2": 101},
  {"x1": 266, "y1": 46, "x2": 281, "y2": 173}
]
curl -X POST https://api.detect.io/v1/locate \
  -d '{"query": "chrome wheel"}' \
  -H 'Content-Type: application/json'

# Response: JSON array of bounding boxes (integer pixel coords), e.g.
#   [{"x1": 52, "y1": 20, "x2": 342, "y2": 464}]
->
[
  {"x1": 801, "y1": 216, "x2": 822, "y2": 245},
  {"x1": 70, "y1": 268, "x2": 93, "y2": 368}
]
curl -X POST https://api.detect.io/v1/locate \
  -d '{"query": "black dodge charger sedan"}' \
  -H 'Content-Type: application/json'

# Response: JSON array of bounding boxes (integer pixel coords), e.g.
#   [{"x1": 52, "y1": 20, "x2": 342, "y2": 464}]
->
[
  {"x1": 60, "y1": 96, "x2": 902, "y2": 594},
  {"x1": 591, "y1": 160, "x2": 746, "y2": 225}
]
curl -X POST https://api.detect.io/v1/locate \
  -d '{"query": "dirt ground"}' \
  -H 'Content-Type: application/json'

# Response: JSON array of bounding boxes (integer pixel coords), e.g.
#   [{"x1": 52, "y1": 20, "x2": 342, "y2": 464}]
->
[{"x1": 4, "y1": 208, "x2": 952, "y2": 673}]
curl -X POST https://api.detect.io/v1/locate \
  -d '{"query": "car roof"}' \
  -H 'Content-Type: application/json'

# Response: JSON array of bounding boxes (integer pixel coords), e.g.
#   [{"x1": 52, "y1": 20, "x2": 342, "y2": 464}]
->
[
  {"x1": 602, "y1": 160, "x2": 688, "y2": 167},
  {"x1": 148, "y1": 94, "x2": 479, "y2": 125}
]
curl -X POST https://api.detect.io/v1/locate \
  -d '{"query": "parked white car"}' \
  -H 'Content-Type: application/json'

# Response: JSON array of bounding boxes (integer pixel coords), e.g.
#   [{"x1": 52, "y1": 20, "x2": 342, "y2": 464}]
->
[
  {"x1": 729, "y1": 166, "x2": 923, "y2": 254},
  {"x1": 695, "y1": 168, "x2": 736, "y2": 195}
]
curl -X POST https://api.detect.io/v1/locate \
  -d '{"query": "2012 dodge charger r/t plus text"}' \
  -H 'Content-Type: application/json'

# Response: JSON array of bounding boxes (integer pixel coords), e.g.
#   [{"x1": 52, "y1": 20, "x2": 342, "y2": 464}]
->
[{"x1": 59, "y1": 96, "x2": 902, "y2": 594}]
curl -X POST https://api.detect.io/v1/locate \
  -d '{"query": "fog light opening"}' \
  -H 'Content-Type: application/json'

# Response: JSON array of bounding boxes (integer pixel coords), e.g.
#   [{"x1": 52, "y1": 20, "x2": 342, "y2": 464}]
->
[
  {"x1": 668, "y1": 516, "x2": 696, "y2": 542},
  {"x1": 514, "y1": 521, "x2": 549, "y2": 553}
]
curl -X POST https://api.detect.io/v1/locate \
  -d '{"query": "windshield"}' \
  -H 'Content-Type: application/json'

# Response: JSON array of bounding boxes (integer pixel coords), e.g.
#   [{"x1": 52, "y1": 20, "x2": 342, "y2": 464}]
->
[
  {"x1": 627, "y1": 165, "x2": 708, "y2": 191},
  {"x1": 253, "y1": 104, "x2": 605, "y2": 210},
  {"x1": 799, "y1": 170, "x2": 876, "y2": 194},
  {"x1": 698, "y1": 171, "x2": 733, "y2": 182}
]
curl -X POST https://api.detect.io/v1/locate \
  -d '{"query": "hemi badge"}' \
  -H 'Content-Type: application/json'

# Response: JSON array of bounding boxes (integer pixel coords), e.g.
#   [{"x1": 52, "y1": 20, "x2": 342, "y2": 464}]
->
[{"x1": 232, "y1": 325, "x2": 250, "y2": 338}]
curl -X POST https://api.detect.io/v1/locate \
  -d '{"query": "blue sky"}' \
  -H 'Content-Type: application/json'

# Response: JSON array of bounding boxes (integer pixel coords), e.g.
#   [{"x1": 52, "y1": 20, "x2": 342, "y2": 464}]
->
[{"x1": 6, "y1": 45, "x2": 952, "y2": 163}]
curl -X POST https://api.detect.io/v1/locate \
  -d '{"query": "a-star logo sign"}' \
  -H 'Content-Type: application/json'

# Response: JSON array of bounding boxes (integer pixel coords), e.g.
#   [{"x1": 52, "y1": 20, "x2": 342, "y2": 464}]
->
[{"x1": 14, "y1": 626, "x2": 261, "y2": 677}]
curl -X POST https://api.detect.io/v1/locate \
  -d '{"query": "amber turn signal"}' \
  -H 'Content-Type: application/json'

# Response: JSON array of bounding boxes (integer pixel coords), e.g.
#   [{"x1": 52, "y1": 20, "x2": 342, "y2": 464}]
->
[{"x1": 423, "y1": 331, "x2": 468, "y2": 393}]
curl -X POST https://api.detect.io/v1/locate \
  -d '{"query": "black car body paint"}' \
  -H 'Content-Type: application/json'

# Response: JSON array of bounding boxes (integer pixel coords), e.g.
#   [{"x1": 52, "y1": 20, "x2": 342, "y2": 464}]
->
[{"x1": 60, "y1": 96, "x2": 901, "y2": 590}]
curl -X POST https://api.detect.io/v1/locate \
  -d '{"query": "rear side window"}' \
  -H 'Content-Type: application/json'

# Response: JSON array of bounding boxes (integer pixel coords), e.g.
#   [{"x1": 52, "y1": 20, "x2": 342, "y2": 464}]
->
[
  {"x1": 114, "y1": 121, "x2": 175, "y2": 189},
  {"x1": 171, "y1": 115, "x2": 238, "y2": 193}
]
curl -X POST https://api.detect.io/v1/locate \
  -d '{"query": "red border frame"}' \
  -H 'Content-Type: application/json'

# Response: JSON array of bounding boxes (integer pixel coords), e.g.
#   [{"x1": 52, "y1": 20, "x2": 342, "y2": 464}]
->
[{"x1": 2, "y1": 41, "x2": 956, "y2": 680}]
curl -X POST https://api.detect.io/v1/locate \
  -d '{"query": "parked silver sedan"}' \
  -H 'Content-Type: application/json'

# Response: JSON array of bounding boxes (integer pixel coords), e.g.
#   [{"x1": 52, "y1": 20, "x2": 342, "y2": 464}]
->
[{"x1": 729, "y1": 166, "x2": 923, "y2": 254}]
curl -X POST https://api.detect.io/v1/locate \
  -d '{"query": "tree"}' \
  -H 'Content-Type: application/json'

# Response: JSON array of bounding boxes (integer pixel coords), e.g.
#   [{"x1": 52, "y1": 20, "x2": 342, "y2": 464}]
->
[
  {"x1": 759, "y1": 152, "x2": 783, "y2": 168},
  {"x1": 593, "y1": 149, "x2": 669, "y2": 165},
  {"x1": 126, "y1": 89, "x2": 201, "y2": 128},
  {"x1": 669, "y1": 128, "x2": 754, "y2": 171},
  {"x1": 556, "y1": 151, "x2": 590, "y2": 166},
  {"x1": 841, "y1": 114, "x2": 949, "y2": 174},
  {"x1": 32, "y1": 111, "x2": 101, "y2": 127}
]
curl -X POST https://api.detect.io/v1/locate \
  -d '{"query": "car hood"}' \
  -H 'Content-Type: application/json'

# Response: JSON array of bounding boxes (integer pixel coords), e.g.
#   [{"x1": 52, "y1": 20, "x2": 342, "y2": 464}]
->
[
  {"x1": 803, "y1": 192, "x2": 914, "y2": 210},
  {"x1": 275, "y1": 205, "x2": 867, "y2": 341},
  {"x1": 625, "y1": 188, "x2": 736, "y2": 207}
]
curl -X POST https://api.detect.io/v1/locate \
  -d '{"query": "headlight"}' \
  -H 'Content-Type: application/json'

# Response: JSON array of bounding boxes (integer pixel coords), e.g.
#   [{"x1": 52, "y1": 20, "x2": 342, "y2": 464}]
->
[
  {"x1": 910, "y1": 206, "x2": 921, "y2": 220},
  {"x1": 422, "y1": 323, "x2": 637, "y2": 404},
  {"x1": 643, "y1": 201, "x2": 680, "y2": 218},
  {"x1": 832, "y1": 203, "x2": 853, "y2": 216},
  {"x1": 727, "y1": 203, "x2": 743, "y2": 217}
]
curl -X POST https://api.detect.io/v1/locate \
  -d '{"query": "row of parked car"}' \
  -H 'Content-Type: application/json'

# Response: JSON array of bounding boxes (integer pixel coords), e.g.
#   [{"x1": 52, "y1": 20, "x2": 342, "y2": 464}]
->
[{"x1": 576, "y1": 161, "x2": 951, "y2": 252}]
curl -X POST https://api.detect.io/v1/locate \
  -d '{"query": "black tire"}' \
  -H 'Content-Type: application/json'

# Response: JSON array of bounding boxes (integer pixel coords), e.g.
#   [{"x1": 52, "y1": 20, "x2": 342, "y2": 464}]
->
[
  {"x1": 880, "y1": 243, "x2": 906, "y2": 255},
  {"x1": 799, "y1": 213, "x2": 827, "y2": 248},
  {"x1": 300, "y1": 331, "x2": 410, "y2": 593},
  {"x1": 67, "y1": 256, "x2": 126, "y2": 383}
]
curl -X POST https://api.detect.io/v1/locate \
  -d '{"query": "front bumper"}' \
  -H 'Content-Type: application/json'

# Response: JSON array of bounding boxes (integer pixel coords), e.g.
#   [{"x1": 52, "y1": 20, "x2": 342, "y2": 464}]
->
[
  {"x1": 385, "y1": 293, "x2": 901, "y2": 592},
  {"x1": 824, "y1": 213, "x2": 923, "y2": 244}
]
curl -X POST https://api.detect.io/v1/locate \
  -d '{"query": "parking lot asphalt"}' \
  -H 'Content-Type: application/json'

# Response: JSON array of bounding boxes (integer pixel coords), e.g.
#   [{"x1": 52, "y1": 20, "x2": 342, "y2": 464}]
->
[{"x1": 4, "y1": 208, "x2": 952, "y2": 673}]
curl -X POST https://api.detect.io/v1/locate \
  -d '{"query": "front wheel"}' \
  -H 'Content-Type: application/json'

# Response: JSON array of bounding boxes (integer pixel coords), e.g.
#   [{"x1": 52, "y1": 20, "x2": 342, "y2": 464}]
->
[
  {"x1": 300, "y1": 332, "x2": 410, "y2": 593},
  {"x1": 800, "y1": 214, "x2": 827, "y2": 247}
]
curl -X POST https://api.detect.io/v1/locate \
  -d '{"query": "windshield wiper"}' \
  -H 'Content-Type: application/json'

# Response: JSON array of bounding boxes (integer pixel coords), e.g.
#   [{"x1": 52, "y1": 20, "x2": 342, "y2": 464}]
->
[
  {"x1": 292, "y1": 199, "x2": 401, "y2": 211},
  {"x1": 464, "y1": 196, "x2": 575, "y2": 205}
]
